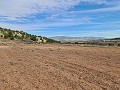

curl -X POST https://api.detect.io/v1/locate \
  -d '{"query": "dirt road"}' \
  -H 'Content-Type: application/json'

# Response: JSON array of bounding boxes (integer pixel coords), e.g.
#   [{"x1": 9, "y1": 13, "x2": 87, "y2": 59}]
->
[{"x1": 0, "y1": 44, "x2": 120, "y2": 90}]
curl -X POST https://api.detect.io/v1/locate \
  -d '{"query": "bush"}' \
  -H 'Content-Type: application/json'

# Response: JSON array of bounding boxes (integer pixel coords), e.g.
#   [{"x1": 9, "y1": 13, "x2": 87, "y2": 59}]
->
[
  {"x1": 30, "y1": 35, "x2": 37, "y2": 41},
  {"x1": 10, "y1": 36, "x2": 14, "y2": 40},
  {"x1": 108, "y1": 43, "x2": 114, "y2": 46},
  {"x1": 4, "y1": 34, "x2": 9, "y2": 39},
  {"x1": 8, "y1": 31, "x2": 13, "y2": 37},
  {"x1": 118, "y1": 43, "x2": 120, "y2": 46},
  {"x1": 75, "y1": 42, "x2": 79, "y2": 44}
]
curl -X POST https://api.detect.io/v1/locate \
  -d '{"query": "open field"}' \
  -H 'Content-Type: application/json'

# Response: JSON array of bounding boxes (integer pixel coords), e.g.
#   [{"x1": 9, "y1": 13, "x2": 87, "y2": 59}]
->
[{"x1": 0, "y1": 44, "x2": 120, "y2": 90}]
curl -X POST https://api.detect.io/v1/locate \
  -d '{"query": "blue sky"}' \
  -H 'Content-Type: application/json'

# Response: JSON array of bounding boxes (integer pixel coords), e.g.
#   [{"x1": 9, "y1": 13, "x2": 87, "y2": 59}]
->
[{"x1": 0, "y1": 0, "x2": 120, "y2": 38}]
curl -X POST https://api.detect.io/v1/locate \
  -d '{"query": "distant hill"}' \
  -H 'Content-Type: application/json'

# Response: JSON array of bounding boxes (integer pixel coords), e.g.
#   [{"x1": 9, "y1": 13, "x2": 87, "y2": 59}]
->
[
  {"x1": 108, "y1": 38, "x2": 120, "y2": 40},
  {"x1": 50, "y1": 36, "x2": 105, "y2": 42},
  {"x1": 0, "y1": 27, "x2": 59, "y2": 44}
]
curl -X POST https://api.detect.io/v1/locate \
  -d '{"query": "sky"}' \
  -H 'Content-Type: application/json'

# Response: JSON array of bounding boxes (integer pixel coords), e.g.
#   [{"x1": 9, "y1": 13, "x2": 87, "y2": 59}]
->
[{"x1": 0, "y1": 0, "x2": 120, "y2": 38}]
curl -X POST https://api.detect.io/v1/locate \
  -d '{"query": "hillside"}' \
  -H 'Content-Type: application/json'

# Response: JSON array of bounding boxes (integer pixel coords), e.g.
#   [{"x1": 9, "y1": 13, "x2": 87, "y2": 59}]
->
[{"x1": 0, "y1": 27, "x2": 59, "y2": 44}]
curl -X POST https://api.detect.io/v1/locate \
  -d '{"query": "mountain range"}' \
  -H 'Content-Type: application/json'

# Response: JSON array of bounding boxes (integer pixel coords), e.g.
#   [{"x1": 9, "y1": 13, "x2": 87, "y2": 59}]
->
[{"x1": 50, "y1": 36, "x2": 105, "y2": 42}]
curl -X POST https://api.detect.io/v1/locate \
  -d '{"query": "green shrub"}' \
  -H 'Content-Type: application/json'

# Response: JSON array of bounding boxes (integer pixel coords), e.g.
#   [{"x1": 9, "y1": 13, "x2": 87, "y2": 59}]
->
[
  {"x1": 108, "y1": 43, "x2": 114, "y2": 46},
  {"x1": 30, "y1": 35, "x2": 37, "y2": 41},
  {"x1": 4, "y1": 34, "x2": 9, "y2": 39},
  {"x1": 75, "y1": 42, "x2": 79, "y2": 44},
  {"x1": 118, "y1": 43, "x2": 120, "y2": 46},
  {"x1": 10, "y1": 36, "x2": 14, "y2": 40}
]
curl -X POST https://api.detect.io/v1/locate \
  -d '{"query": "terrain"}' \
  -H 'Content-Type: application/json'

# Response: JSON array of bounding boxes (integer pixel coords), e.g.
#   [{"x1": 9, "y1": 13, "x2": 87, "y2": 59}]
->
[
  {"x1": 0, "y1": 44, "x2": 120, "y2": 90},
  {"x1": 0, "y1": 27, "x2": 59, "y2": 44}
]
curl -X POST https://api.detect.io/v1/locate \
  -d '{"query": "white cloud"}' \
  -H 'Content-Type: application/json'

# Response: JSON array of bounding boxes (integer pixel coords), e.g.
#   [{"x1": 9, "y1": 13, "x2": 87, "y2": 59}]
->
[
  {"x1": 0, "y1": 0, "x2": 80, "y2": 17},
  {"x1": 0, "y1": 0, "x2": 119, "y2": 18},
  {"x1": 0, "y1": 17, "x2": 91, "y2": 30},
  {"x1": 0, "y1": 0, "x2": 120, "y2": 32},
  {"x1": 69, "y1": 5, "x2": 120, "y2": 15}
]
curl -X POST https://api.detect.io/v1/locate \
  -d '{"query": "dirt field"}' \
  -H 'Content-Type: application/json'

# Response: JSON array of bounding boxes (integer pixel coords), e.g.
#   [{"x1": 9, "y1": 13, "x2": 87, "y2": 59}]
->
[{"x1": 0, "y1": 44, "x2": 120, "y2": 90}]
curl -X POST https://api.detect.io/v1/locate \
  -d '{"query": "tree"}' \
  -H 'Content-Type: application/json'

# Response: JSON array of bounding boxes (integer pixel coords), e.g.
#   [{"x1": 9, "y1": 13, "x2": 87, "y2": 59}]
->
[
  {"x1": 21, "y1": 34, "x2": 24, "y2": 40},
  {"x1": 8, "y1": 31, "x2": 13, "y2": 37},
  {"x1": 75, "y1": 42, "x2": 79, "y2": 44},
  {"x1": 4, "y1": 34, "x2": 9, "y2": 39},
  {"x1": 30, "y1": 35, "x2": 37, "y2": 41},
  {"x1": 10, "y1": 35, "x2": 14, "y2": 40}
]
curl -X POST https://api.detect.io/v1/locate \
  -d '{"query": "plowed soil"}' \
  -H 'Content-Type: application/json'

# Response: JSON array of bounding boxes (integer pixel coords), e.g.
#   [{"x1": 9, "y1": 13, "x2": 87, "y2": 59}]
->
[{"x1": 0, "y1": 44, "x2": 120, "y2": 90}]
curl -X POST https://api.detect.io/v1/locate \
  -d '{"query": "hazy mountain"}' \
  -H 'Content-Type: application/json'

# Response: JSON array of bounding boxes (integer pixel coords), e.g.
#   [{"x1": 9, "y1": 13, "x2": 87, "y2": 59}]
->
[
  {"x1": 50, "y1": 36, "x2": 105, "y2": 41},
  {"x1": 107, "y1": 38, "x2": 120, "y2": 40}
]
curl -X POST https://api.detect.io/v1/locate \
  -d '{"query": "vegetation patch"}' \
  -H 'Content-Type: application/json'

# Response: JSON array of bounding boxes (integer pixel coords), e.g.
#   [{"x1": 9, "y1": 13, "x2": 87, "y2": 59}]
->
[{"x1": 0, "y1": 27, "x2": 60, "y2": 44}]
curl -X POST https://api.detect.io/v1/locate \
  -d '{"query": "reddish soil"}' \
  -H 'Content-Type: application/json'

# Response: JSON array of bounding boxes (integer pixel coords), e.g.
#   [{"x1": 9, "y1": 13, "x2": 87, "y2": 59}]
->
[{"x1": 0, "y1": 44, "x2": 120, "y2": 90}]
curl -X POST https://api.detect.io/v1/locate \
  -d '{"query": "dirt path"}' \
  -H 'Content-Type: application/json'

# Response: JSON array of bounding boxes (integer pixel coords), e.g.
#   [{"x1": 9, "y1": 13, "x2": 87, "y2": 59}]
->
[{"x1": 0, "y1": 44, "x2": 120, "y2": 90}]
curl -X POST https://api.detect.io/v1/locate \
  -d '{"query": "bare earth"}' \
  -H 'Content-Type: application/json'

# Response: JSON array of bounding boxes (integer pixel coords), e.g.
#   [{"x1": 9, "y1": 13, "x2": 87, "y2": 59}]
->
[{"x1": 0, "y1": 44, "x2": 120, "y2": 90}]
